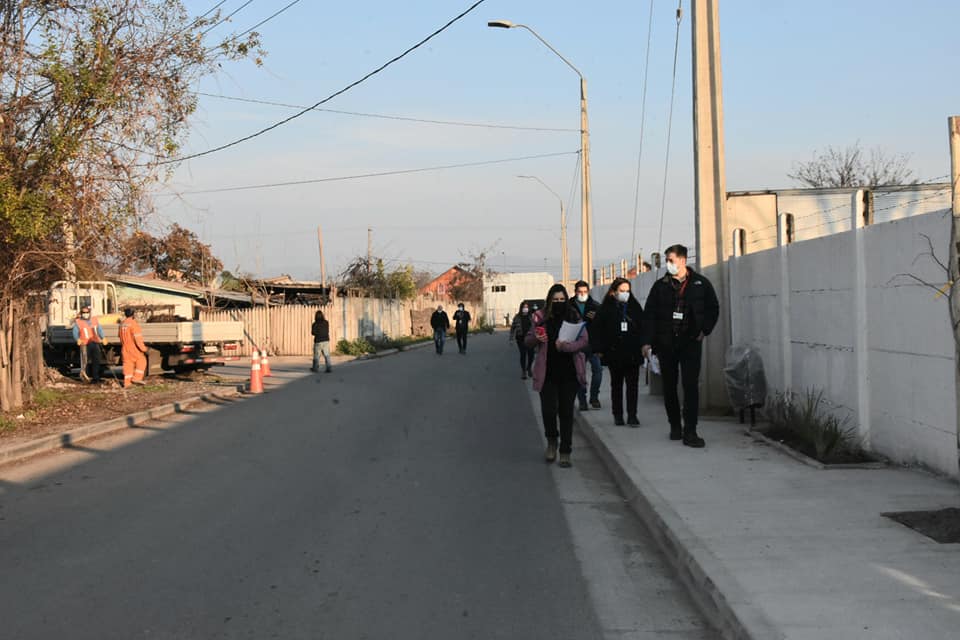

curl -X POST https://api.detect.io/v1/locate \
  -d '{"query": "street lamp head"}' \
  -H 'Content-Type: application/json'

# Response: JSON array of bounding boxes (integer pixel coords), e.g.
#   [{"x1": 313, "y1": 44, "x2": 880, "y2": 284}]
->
[{"x1": 487, "y1": 20, "x2": 515, "y2": 29}]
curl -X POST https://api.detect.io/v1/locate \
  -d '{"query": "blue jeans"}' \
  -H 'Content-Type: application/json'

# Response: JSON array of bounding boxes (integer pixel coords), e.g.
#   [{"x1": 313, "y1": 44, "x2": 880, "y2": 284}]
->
[
  {"x1": 578, "y1": 353, "x2": 603, "y2": 403},
  {"x1": 312, "y1": 341, "x2": 331, "y2": 371},
  {"x1": 434, "y1": 329, "x2": 446, "y2": 354}
]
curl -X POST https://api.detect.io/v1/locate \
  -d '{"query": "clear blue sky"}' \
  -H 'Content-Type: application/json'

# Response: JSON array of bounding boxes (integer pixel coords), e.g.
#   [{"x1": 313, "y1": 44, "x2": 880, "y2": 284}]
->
[{"x1": 159, "y1": 0, "x2": 960, "y2": 281}]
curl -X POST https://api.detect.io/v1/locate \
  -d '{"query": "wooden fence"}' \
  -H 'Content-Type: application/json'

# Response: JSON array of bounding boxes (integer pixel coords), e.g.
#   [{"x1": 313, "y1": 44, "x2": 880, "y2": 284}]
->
[{"x1": 201, "y1": 297, "x2": 480, "y2": 357}]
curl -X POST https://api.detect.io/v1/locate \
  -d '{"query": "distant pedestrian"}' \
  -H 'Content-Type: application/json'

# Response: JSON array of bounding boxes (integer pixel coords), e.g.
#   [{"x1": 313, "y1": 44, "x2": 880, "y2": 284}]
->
[
  {"x1": 510, "y1": 302, "x2": 535, "y2": 379},
  {"x1": 311, "y1": 310, "x2": 332, "y2": 373},
  {"x1": 72, "y1": 305, "x2": 105, "y2": 383},
  {"x1": 119, "y1": 309, "x2": 148, "y2": 388},
  {"x1": 453, "y1": 303, "x2": 471, "y2": 354},
  {"x1": 430, "y1": 305, "x2": 450, "y2": 355},
  {"x1": 526, "y1": 284, "x2": 587, "y2": 468},
  {"x1": 642, "y1": 244, "x2": 719, "y2": 448},
  {"x1": 573, "y1": 280, "x2": 603, "y2": 411},
  {"x1": 592, "y1": 278, "x2": 644, "y2": 427}
]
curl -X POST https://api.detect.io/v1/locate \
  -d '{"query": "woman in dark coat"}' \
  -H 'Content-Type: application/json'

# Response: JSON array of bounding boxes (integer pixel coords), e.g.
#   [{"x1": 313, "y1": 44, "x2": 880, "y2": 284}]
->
[
  {"x1": 510, "y1": 301, "x2": 536, "y2": 379},
  {"x1": 525, "y1": 284, "x2": 588, "y2": 468},
  {"x1": 591, "y1": 277, "x2": 644, "y2": 426}
]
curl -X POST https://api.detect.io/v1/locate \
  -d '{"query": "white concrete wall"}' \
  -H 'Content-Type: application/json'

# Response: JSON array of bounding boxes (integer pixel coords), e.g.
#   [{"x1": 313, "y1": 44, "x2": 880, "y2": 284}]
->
[
  {"x1": 483, "y1": 272, "x2": 555, "y2": 326},
  {"x1": 729, "y1": 207, "x2": 957, "y2": 476}
]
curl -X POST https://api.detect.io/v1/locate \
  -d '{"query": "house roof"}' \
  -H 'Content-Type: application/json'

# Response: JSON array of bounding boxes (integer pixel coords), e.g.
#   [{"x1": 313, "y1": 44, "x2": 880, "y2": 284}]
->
[{"x1": 111, "y1": 274, "x2": 205, "y2": 298}]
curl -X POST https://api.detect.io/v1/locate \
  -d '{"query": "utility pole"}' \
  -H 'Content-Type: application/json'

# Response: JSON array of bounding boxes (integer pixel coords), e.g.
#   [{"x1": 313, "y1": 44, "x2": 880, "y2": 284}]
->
[
  {"x1": 580, "y1": 83, "x2": 593, "y2": 283},
  {"x1": 560, "y1": 200, "x2": 569, "y2": 284},
  {"x1": 367, "y1": 227, "x2": 373, "y2": 274},
  {"x1": 317, "y1": 226, "x2": 326, "y2": 287},
  {"x1": 691, "y1": 0, "x2": 729, "y2": 408},
  {"x1": 948, "y1": 115, "x2": 960, "y2": 471}
]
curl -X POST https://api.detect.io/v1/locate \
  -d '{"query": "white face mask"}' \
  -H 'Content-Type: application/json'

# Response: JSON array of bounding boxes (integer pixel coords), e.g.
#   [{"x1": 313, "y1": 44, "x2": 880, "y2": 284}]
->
[
  {"x1": 616, "y1": 291, "x2": 630, "y2": 303},
  {"x1": 521, "y1": 308, "x2": 529, "y2": 315},
  {"x1": 666, "y1": 262, "x2": 680, "y2": 276},
  {"x1": 576, "y1": 293, "x2": 588, "y2": 303}
]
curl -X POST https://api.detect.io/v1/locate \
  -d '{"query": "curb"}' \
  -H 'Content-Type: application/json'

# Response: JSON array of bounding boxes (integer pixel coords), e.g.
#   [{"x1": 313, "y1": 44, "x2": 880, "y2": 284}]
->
[
  {"x1": 0, "y1": 385, "x2": 247, "y2": 468},
  {"x1": 576, "y1": 413, "x2": 784, "y2": 640}
]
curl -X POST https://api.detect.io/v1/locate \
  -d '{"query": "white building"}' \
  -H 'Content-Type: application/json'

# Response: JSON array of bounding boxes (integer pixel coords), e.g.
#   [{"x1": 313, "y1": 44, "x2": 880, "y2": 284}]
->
[{"x1": 482, "y1": 272, "x2": 555, "y2": 327}]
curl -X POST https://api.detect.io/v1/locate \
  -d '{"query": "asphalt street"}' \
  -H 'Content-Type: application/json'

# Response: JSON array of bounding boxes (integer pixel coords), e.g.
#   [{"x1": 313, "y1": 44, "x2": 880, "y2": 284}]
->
[{"x1": 0, "y1": 333, "x2": 715, "y2": 639}]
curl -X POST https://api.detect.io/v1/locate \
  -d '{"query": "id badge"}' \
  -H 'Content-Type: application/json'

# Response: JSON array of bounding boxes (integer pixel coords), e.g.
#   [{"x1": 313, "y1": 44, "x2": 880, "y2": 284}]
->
[
  {"x1": 673, "y1": 312, "x2": 684, "y2": 321},
  {"x1": 620, "y1": 321, "x2": 628, "y2": 332}
]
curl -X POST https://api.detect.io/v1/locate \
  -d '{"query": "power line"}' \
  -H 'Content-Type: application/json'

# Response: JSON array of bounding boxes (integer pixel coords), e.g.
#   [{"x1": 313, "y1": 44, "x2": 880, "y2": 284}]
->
[
  {"x1": 201, "y1": 0, "x2": 257, "y2": 36},
  {"x1": 630, "y1": 0, "x2": 655, "y2": 263},
  {"x1": 162, "y1": 150, "x2": 579, "y2": 195},
  {"x1": 655, "y1": 1, "x2": 684, "y2": 256},
  {"x1": 196, "y1": 92, "x2": 577, "y2": 133},
  {"x1": 235, "y1": 0, "x2": 303, "y2": 39},
  {"x1": 161, "y1": 0, "x2": 489, "y2": 165}
]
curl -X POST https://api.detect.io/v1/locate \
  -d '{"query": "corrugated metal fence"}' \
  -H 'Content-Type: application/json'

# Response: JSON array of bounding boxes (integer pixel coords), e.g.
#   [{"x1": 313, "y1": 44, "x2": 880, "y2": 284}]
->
[{"x1": 201, "y1": 297, "x2": 480, "y2": 356}]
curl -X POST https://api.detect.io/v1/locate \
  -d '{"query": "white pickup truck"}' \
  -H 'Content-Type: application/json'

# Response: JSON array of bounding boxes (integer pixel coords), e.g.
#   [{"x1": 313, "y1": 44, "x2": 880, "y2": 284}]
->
[{"x1": 44, "y1": 281, "x2": 245, "y2": 375}]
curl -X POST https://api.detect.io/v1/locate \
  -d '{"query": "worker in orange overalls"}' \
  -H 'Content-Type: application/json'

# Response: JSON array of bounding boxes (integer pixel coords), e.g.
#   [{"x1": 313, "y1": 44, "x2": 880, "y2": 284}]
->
[{"x1": 119, "y1": 308, "x2": 148, "y2": 388}]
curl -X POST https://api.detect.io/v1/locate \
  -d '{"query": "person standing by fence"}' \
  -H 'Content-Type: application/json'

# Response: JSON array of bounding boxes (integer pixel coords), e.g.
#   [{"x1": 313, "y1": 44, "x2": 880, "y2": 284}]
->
[
  {"x1": 510, "y1": 302, "x2": 535, "y2": 379},
  {"x1": 311, "y1": 310, "x2": 332, "y2": 373},
  {"x1": 430, "y1": 305, "x2": 450, "y2": 355},
  {"x1": 453, "y1": 303, "x2": 471, "y2": 354},
  {"x1": 592, "y1": 278, "x2": 644, "y2": 427},
  {"x1": 642, "y1": 244, "x2": 719, "y2": 448}
]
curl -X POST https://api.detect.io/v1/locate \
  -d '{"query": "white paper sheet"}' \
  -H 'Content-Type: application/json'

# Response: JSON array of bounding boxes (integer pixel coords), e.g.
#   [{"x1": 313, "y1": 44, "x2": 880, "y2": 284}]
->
[
  {"x1": 557, "y1": 321, "x2": 585, "y2": 344},
  {"x1": 646, "y1": 354, "x2": 661, "y2": 375}
]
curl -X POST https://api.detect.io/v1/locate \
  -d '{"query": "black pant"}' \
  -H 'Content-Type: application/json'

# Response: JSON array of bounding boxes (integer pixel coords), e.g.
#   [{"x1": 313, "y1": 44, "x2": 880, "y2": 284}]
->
[
  {"x1": 657, "y1": 340, "x2": 703, "y2": 431},
  {"x1": 456, "y1": 329, "x2": 468, "y2": 351},
  {"x1": 516, "y1": 340, "x2": 534, "y2": 372},
  {"x1": 540, "y1": 376, "x2": 579, "y2": 454},
  {"x1": 86, "y1": 343, "x2": 102, "y2": 382},
  {"x1": 608, "y1": 361, "x2": 640, "y2": 419}
]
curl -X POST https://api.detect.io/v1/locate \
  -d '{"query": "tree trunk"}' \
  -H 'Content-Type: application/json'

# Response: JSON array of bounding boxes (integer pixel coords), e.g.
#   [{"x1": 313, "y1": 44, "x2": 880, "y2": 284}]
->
[
  {"x1": 9, "y1": 301, "x2": 23, "y2": 408},
  {"x1": 0, "y1": 311, "x2": 10, "y2": 412}
]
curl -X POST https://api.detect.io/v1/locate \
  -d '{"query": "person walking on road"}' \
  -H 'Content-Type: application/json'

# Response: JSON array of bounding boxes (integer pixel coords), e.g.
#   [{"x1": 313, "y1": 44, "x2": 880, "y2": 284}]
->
[
  {"x1": 573, "y1": 280, "x2": 603, "y2": 411},
  {"x1": 311, "y1": 310, "x2": 332, "y2": 373},
  {"x1": 430, "y1": 305, "x2": 450, "y2": 355},
  {"x1": 641, "y1": 244, "x2": 720, "y2": 448},
  {"x1": 510, "y1": 302, "x2": 535, "y2": 379},
  {"x1": 592, "y1": 278, "x2": 645, "y2": 427},
  {"x1": 526, "y1": 284, "x2": 588, "y2": 468},
  {"x1": 72, "y1": 305, "x2": 105, "y2": 383},
  {"x1": 453, "y1": 303, "x2": 471, "y2": 354},
  {"x1": 118, "y1": 309, "x2": 148, "y2": 388}
]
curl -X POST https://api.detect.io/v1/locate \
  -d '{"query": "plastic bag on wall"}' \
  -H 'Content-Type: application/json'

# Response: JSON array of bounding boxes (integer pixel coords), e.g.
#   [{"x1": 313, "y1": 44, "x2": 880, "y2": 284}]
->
[{"x1": 723, "y1": 345, "x2": 768, "y2": 410}]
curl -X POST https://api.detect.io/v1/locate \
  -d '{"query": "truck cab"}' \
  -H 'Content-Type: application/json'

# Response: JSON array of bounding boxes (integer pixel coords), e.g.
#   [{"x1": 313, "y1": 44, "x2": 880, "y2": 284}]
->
[{"x1": 47, "y1": 281, "x2": 121, "y2": 328}]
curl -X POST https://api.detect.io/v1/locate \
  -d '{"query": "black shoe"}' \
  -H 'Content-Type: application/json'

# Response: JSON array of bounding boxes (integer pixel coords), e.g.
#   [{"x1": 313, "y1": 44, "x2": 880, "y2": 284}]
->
[
  {"x1": 326, "y1": 368, "x2": 332, "y2": 373},
  {"x1": 683, "y1": 431, "x2": 706, "y2": 448},
  {"x1": 590, "y1": 399, "x2": 601, "y2": 409},
  {"x1": 310, "y1": 367, "x2": 319, "y2": 372},
  {"x1": 627, "y1": 415, "x2": 640, "y2": 427},
  {"x1": 579, "y1": 400, "x2": 589, "y2": 411},
  {"x1": 669, "y1": 427, "x2": 683, "y2": 441},
  {"x1": 614, "y1": 415, "x2": 625, "y2": 426},
  {"x1": 521, "y1": 372, "x2": 528, "y2": 380}
]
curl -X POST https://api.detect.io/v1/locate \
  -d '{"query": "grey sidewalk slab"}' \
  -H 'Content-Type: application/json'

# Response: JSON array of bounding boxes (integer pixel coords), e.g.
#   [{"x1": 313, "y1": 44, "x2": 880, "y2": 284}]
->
[{"x1": 576, "y1": 379, "x2": 960, "y2": 640}]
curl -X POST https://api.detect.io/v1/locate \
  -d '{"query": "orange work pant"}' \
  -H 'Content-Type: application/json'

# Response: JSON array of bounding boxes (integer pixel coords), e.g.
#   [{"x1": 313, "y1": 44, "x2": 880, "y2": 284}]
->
[{"x1": 122, "y1": 347, "x2": 147, "y2": 387}]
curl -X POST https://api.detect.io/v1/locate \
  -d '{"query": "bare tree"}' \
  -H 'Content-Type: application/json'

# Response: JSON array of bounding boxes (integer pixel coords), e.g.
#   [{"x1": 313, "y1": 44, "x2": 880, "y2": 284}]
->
[{"x1": 788, "y1": 142, "x2": 916, "y2": 188}]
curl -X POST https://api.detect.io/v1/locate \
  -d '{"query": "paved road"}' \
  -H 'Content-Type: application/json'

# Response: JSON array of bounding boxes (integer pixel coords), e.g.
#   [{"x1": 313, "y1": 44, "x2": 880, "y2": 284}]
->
[{"x1": 0, "y1": 334, "x2": 715, "y2": 639}]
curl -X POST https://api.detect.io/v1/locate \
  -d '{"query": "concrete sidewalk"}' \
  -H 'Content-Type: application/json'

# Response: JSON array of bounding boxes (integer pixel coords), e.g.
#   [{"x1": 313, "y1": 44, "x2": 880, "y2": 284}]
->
[{"x1": 576, "y1": 379, "x2": 960, "y2": 640}]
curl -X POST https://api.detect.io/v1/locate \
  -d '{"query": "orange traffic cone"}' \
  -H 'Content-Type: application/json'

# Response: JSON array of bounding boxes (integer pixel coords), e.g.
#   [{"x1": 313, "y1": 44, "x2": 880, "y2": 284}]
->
[
  {"x1": 261, "y1": 349, "x2": 273, "y2": 377},
  {"x1": 249, "y1": 350, "x2": 263, "y2": 394}
]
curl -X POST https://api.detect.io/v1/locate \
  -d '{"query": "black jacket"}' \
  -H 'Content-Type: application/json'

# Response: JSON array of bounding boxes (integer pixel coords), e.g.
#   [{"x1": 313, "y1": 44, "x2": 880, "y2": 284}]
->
[
  {"x1": 590, "y1": 295, "x2": 645, "y2": 367},
  {"x1": 430, "y1": 310, "x2": 450, "y2": 331},
  {"x1": 453, "y1": 309, "x2": 471, "y2": 331},
  {"x1": 642, "y1": 269, "x2": 720, "y2": 347},
  {"x1": 573, "y1": 297, "x2": 601, "y2": 329},
  {"x1": 311, "y1": 319, "x2": 330, "y2": 343}
]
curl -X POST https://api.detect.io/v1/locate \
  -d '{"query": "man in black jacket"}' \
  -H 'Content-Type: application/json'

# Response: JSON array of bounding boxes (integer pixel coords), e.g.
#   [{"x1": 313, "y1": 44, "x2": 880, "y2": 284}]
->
[
  {"x1": 453, "y1": 303, "x2": 471, "y2": 354},
  {"x1": 430, "y1": 305, "x2": 450, "y2": 355},
  {"x1": 310, "y1": 310, "x2": 332, "y2": 373},
  {"x1": 573, "y1": 280, "x2": 603, "y2": 411},
  {"x1": 641, "y1": 244, "x2": 719, "y2": 448}
]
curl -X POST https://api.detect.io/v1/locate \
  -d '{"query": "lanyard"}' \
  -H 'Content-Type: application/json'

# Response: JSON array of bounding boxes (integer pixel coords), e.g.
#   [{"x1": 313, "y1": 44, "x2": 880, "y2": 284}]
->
[{"x1": 675, "y1": 278, "x2": 690, "y2": 312}]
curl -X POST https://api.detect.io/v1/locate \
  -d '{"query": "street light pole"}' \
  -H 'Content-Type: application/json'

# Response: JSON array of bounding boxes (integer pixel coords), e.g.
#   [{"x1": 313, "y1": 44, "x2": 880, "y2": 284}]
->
[
  {"x1": 517, "y1": 175, "x2": 569, "y2": 284},
  {"x1": 489, "y1": 20, "x2": 592, "y2": 282}
]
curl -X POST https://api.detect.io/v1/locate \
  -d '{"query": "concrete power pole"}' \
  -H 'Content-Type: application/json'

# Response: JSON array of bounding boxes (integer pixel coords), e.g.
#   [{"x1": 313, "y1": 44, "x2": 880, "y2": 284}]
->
[
  {"x1": 948, "y1": 115, "x2": 960, "y2": 470},
  {"x1": 691, "y1": 0, "x2": 729, "y2": 407},
  {"x1": 367, "y1": 227, "x2": 373, "y2": 274},
  {"x1": 317, "y1": 226, "x2": 326, "y2": 287},
  {"x1": 580, "y1": 81, "x2": 594, "y2": 282}
]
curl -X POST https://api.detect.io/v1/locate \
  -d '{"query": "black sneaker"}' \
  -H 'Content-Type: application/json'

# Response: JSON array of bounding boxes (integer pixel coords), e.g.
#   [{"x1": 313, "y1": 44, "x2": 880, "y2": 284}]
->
[
  {"x1": 614, "y1": 416, "x2": 625, "y2": 426},
  {"x1": 579, "y1": 400, "x2": 589, "y2": 411},
  {"x1": 683, "y1": 431, "x2": 706, "y2": 448},
  {"x1": 669, "y1": 427, "x2": 683, "y2": 441},
  {"x1": 590, "y1": 399, "x2": 601, "y2": 409},
  {"x1": 627, "y1": 415, "x2": 640, "y2": 427}
]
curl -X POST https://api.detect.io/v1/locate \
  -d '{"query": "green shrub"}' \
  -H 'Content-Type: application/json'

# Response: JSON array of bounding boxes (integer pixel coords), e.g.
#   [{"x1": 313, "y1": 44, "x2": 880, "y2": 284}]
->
[
  {"x1": 33, "y1": 388, "x2": 66, "y2": 408},
  {"x1": 764, "y1": 389, "x2": 857, "y2": 462},
  {"x1": 336, "y1": 338, "x2": 376, "y2": 356},
  {"x1": 0, "y1": 416, "x2": 16, "y2": 433}
]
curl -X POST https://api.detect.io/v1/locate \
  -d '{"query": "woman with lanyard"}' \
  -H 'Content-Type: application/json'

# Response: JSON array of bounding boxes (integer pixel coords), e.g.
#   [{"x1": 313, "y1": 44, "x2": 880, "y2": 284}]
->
[
  {"x1": 591, "y1": 277, "x2": 645, "y2": 426},
  {"x1": 525, "y1": 284, "x2": 588, "y2": 467}
]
